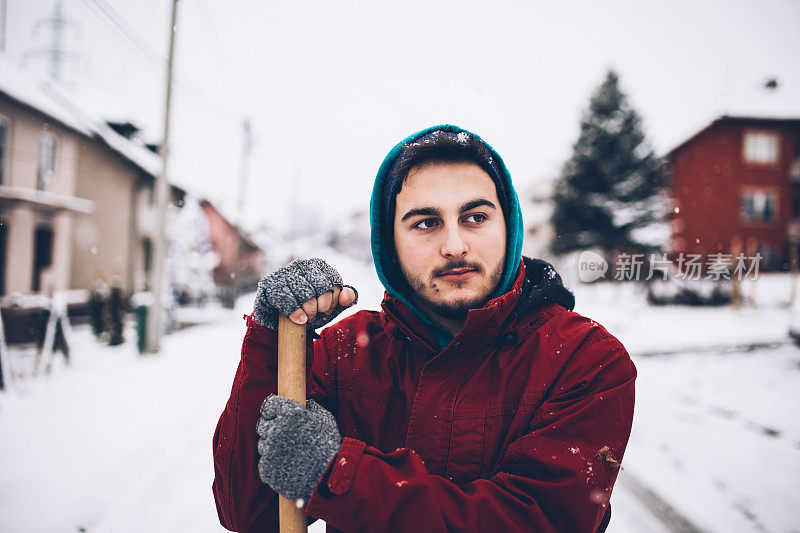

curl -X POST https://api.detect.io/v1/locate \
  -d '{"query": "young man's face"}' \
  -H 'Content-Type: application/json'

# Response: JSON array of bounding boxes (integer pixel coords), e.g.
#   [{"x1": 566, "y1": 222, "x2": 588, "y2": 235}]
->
[{"x1": 393, "y1": 162, "x2": 507, "y2": 320}]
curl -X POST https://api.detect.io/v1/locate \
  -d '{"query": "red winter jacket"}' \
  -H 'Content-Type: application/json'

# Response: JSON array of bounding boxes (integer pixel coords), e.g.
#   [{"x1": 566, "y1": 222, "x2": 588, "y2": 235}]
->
[{"x1": 212, "y1": 259, "x2": 636, "y2": 532}]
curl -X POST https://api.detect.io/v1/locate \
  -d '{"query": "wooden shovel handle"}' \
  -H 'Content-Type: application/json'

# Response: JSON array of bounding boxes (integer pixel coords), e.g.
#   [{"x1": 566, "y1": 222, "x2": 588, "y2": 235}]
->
[{"x1": 277, "y1": 315, "x2": 308, "y2": 533}]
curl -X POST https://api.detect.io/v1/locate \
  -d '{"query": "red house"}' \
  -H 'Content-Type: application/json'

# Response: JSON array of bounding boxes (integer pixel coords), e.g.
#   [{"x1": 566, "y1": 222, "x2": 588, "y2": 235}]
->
[
  {"x1": 667, "y1": 116, "x2": 800, "y2": 271},
  {"x1": 198, "y1": 199, "x2": 265, "y2": 296}
]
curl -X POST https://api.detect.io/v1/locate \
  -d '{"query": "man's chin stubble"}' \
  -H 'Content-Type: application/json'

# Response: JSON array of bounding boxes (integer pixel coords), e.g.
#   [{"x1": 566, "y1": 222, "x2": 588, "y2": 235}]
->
[
  {"x1": 420, "y1": 278, "x2": 501, "y2": 320},
  {"x1": 404, "y1": 262, "x2": 504, "y2": 320},
  {"x1": 424, "y1": 295, "x2": 487, "y2": 320}
]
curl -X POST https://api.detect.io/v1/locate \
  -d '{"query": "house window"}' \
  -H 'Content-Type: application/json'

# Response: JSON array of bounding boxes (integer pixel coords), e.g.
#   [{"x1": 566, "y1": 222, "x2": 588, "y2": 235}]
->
[
  {"x1": 741, "y1": 190, "x2": 777, "y2": 224},
  {"x1": 37, "y1": 132, "x2": 56, "y2": 190},
  {"x1": 0, "y1": 116, "x2": 8, "y2": 185},
  {"x1": 32, "y1": 225, "x2": 54, "y2": 292},
  {"x1": 743, "y1": 131, "x2": 779, "y2": 165}
]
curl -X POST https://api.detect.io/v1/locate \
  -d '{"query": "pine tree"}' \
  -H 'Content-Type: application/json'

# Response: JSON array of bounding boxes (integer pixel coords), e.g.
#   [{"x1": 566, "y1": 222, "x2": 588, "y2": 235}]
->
[{"x1": 550, "y1": 70, "x2": 667, "y2": 261}]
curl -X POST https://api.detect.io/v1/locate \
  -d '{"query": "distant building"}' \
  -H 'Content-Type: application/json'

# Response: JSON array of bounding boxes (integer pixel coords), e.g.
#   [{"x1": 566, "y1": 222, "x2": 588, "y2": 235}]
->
[
  {"x1": 667, "y1": 116, "x2": 800, "y2": 271},
  {"x1": 198, "y1": 199, "x2": 265, "y2": 297},
  {"x1": 0, "y1": 60, "x2": 184, "y2": 297}
]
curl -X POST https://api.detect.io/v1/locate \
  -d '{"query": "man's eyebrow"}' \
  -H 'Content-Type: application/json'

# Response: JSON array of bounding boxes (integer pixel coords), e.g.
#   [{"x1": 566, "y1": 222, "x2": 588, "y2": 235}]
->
[
  {"x1": 459, "y1": 199, "x2": 496, "y2": 213},
  {"x1": 400, "y1": 200, "x2": 496, "y2": 222},
  {"x1": 400, "y1": 207, "x2": 442, "y2": 222}
]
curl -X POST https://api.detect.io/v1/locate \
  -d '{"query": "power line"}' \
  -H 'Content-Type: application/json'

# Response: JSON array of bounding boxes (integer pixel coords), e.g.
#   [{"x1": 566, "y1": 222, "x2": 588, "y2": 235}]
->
[
  {"x1": 74, "y1": 0, "x2": 240, "y2": 130},
  {"x1": 1, "y1": 0, "x2": 8, "y2": 53},
  {"x1": 78, "y1": 0, "x2": 165, "y2": 69}
]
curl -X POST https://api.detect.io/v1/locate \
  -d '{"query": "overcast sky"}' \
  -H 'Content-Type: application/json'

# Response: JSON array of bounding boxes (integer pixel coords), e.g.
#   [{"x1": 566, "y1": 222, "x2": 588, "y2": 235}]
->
[{"x1": 5, "y1": 0, "x2": 800, "y2": 231}]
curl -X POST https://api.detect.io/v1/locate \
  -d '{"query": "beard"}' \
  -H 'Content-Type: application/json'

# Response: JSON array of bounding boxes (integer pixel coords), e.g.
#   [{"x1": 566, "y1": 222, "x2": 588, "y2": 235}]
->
[{"x1": 405, "y1": 258, "x2": 504, "y2": 321}]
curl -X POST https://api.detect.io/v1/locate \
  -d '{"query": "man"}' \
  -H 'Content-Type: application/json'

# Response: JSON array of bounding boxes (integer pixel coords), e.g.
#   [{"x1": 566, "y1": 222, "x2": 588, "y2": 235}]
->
[{"x1": 213, "y1": 125, "x2": 636, "y2": 532}]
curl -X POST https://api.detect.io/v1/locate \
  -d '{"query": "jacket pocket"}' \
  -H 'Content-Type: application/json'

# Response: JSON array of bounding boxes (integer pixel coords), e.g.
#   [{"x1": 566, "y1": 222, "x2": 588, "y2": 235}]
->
[
  {"x1": 449, "y1": 389, "x2": 545, "y2": 483},
  {"x1": 338, "y1": 380, "x2": 409, "y2": 453},
  {"x1": 448, "y1": 414, "x2": 484, "y2": 485},
  {"x1": 480, "y1": 390, "x2": 544, "y2": 477}
]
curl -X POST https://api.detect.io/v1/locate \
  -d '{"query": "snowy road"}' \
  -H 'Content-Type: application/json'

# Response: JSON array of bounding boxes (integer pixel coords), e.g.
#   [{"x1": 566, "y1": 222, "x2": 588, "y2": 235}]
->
[
  {"x1": 0, "y1": 312, "x2": 241, "y2": 533},
  {"x1": 1, "y1": 276, "x2": 799, "y2": 532},
  {"x1": 617, "y1": 343, "x2": 800, "y2": 533}
]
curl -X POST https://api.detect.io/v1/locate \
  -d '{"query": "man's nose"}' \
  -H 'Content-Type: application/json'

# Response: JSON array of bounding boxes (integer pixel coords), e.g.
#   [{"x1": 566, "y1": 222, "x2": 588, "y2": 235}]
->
[{"x1": 441, "y1": 226, "x2": 468, "y2": 258}]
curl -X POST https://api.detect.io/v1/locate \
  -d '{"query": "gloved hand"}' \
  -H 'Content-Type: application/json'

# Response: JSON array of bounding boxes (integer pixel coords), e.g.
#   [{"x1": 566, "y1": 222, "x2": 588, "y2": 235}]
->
[
  {"x1": 253, "y1": 258, "x2": 358, "y2": 330},
  {"x1": 256, "y1": 395, "x2": 342, "y2": 503}
]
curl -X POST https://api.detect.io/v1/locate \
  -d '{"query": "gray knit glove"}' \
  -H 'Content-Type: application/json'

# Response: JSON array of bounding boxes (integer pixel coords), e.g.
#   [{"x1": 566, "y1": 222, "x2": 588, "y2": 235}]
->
[
  {"x1": 253, "y1": 258, "x2": 358, "y2": 330},
  {"x1": 256, "y1": 395, "x2": 342, "y2": 502}
]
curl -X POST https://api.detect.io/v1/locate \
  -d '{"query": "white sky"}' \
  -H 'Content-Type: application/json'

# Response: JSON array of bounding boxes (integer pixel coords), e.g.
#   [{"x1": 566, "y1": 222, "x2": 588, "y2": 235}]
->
[{"x1": 4, "y1": 0, "x2": 800, "y2": 231}]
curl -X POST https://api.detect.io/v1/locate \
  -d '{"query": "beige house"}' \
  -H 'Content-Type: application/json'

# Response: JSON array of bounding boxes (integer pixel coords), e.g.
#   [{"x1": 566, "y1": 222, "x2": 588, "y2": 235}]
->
[{"x1": 0, "y1": 60, "x2": 183, "y2": 298}]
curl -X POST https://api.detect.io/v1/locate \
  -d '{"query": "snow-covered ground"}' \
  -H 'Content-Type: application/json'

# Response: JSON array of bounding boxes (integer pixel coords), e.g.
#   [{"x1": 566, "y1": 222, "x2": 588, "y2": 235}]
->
[
  {"x1": 1, "y1": 255, "x2": 798, "y2": 532},
  {"x1": 0, "y1": 304, "x2": 245, "y2": 533},
  {"x1": 577, "y1": 279, "x2": 800, "y2": 533},
  {"x1": 614, "y1": 344, "x2": 799, "y2": 533}
]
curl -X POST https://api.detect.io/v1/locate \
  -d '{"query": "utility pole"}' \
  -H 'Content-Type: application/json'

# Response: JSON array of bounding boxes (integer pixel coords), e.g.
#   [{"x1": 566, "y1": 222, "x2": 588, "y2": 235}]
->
[
  {"x1": 0, "y1": 0, "x2": 8, "y2": 53},
  {"x1": 238, "y1": 119, "x2": 252, "y2": 223},
  {"x1": 145, "y1": 0, "x2": 179, "y2": 353},
  {"x1": 228, "y1": 119, "x2": 252, "y2": 308},
  {"x1": 24, "y1": 0, "x2": 80, "y2": 82}
]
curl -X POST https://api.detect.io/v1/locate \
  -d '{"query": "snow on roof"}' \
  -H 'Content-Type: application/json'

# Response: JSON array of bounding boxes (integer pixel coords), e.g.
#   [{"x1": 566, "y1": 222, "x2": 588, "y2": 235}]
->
[
  {"x1": 721, "y1": 79, "x2": 800, "y2": 120},
  {"x1": 198, "y1": 198, "x2": 262, "y2": 251},
  {"x1": 667, "y1": 114, "x2": 800, "y2": 158},
  {"x1": 664, "y1": 82, "x2": 800, "y2": 156},
  {"x1": 0, "y1": 56, "x2": 164, "y2": 180}
]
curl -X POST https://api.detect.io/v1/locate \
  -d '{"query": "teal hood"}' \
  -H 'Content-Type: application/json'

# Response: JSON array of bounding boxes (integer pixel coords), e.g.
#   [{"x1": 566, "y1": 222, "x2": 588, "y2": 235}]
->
[{"x1": 369, "y1": 125, "x2": 525, "y2": 342}]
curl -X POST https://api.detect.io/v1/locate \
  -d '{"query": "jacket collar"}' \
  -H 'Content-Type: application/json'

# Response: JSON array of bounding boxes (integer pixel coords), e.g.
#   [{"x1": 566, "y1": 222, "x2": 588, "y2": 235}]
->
[{"x1": 379, "y1": 258, "x2": 527, "y2": 358}]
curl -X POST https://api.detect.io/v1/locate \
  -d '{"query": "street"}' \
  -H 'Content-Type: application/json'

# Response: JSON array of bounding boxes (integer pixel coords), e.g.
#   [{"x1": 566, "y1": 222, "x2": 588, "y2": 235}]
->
[{"x1": 1, "y1": 274, "x2": 798, "y2": 532}]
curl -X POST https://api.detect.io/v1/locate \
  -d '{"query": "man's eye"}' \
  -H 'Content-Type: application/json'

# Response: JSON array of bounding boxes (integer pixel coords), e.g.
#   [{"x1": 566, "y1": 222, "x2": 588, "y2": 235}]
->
[
  {"x1": 415, "y1": 219, "x2": 439, "y2": 230},
  {"x1": 464, "y1": 213, "x2": 487, "y2": 224}
]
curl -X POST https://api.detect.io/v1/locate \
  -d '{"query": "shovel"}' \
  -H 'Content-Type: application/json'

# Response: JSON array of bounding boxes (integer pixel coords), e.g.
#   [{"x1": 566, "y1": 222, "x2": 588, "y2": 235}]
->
[{"x1": 277, "y1": 314, "x2": 309, "y2": 533}]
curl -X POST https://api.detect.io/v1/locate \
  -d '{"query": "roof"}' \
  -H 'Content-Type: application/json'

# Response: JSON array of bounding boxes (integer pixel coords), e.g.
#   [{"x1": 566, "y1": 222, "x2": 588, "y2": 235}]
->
[
  {"x1": 0, "y1": 56, "x2": 166, "y2": 181},
  {"x1": 667, "y1": 115, "x2": 800, "y2": 158},
  {"x1": 198, "y1": 198, "x2": 262, "y2": 253}
]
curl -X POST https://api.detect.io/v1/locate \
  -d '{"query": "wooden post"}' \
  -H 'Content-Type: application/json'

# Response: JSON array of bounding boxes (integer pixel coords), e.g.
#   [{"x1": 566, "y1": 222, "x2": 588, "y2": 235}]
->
[
  {"x1": 788, "y1": 222, "x2": 800, "y2": 307},
  {"x1": 34, "y1": 304, "x2": 56, "y2": 376},
  {"x1": 730, "y1": 236, "x2": 742, "y2": 310},
  {"x1": 277, "y1": 315, "x2": 308, "y2": 533},
  {"x1": 745, "y1": 238, "x2": 759, "y2": 308}
]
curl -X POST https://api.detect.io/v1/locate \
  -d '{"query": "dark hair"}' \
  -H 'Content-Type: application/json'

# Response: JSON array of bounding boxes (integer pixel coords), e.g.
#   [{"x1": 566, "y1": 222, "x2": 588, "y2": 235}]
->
[
  {"x1": 389, "y1": 131, "x2": 499, "y2": 187},
  {"x1": 384, "y1": 130, "x2": 509, "y2": 231}
]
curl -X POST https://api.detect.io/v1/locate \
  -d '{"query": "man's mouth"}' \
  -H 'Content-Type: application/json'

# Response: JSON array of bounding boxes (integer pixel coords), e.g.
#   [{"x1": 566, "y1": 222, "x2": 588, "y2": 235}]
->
[{"x1": 436, "y1": 267, "x2": 478, "y2": 282}]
